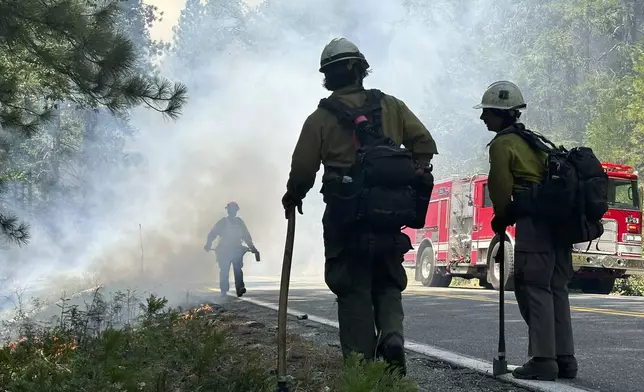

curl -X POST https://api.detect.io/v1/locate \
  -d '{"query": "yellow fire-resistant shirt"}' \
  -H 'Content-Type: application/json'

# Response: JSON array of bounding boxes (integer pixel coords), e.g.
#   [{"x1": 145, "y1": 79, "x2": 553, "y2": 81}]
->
[
  {"x1": 487, "y1": 124, "x2": 547, "y2": 219},
  {"x1": 286, "y1": 85, "x2": 439, "y2": 200}
]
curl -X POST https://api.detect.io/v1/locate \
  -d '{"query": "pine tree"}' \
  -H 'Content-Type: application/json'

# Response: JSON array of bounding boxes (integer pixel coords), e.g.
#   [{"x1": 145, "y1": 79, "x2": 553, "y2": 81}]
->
[
  {"x1": 171, "y1": 0, "x2": 207, "y2": 73},
  {"x1": 117, "y1": 0, "x2": 167, "y2": 71},
  {"x1": 0, "y1": 0, "x2": 189, "y2": 245},
  {"x1": 0, "y1": 0, "x2": 188, "y2": 132},
  {"x1": 170, "y1": 0, "x2": 248, "y2": 87}
]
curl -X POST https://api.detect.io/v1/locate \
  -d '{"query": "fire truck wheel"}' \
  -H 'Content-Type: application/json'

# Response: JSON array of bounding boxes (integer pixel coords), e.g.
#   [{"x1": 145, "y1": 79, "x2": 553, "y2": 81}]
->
[
  {"x1": 417, "y1": 246, "x2": 451, "y2": 287},
  {"x1": 487, "y1": 237, "x2": 515, "y2": 291},
  {"x1": 580, "y1": 277, "x2": 616, "y2": 295}
]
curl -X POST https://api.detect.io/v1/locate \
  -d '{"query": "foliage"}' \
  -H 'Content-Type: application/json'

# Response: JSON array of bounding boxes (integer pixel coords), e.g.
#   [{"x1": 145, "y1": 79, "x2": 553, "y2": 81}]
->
[
  {"x1": 613, "y1": 275, "x2": 644, "y2": 296},
  {"x1": 586, "y1": 44, "x2": 644, "y2": 169},
  {"x1": 0, "y1": 0, "x2": 188, "y2": 246},
  {"x1": 337, "y1": 354, "x2": 419, "y2": 392},
  {"x1": 0, "y1": 207, "x2": 30, "y2": 245},
  {"x1": 0, "y1": 290, "x2": 416, "y2": 392},
  {"x1": 0, "y1": 0, "x2": 187, "y2": 129},
  {"x1": 169, "y1": 0, "x2": 248, "y2": 95},
  {"x1": 0, "y1": 293, "x2": 271, "y2": 391},
  {"x1": 450, "y1": 277, "x2": 480, "y2": 288},
  {"x1": 117, "y1": 0, "x2": 167, "y2": 64}
]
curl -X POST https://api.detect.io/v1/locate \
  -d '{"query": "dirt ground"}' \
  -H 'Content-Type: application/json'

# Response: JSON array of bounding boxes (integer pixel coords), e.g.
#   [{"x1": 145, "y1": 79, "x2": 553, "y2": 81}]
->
[{"x1": 195, "y1": 293, "x2": 531, "y2": 392}]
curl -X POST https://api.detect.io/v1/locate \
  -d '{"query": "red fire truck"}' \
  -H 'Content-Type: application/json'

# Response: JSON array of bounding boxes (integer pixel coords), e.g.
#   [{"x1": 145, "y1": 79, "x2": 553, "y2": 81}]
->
[{"x1": 402, "y1": 162, "x2": 644, "y2": 294}]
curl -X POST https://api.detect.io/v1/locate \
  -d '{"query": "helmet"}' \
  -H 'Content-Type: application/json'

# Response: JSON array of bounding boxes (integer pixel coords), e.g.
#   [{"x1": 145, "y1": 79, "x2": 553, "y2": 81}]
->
[
  {"x1": 319, "y1": 37, "x2": 370, "y2": 72},
  {"x1": 225, "y1": 201, "x2": 239, "y2": 210},
  {"x1": 473, "y1": 81, "x2": 526, "y2": 111}
]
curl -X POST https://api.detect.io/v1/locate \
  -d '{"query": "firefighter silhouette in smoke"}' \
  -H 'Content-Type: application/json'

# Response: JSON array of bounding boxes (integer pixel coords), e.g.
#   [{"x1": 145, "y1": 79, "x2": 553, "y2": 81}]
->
[
  {"x1": 204, "y1": 201, "x2": 259, "y2": 298},
  {"x1": 476, "y1": 81, "x2": 576, "y2": 381},
  {"x1": 281, "y1": 37, "x2": 438, "y2": 375}
]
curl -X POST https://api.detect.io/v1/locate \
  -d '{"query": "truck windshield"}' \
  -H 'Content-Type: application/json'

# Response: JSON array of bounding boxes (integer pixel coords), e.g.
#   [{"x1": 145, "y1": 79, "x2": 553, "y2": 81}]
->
[{"x1": 607, "y1": 178, "x2": 640, "y2": 211}]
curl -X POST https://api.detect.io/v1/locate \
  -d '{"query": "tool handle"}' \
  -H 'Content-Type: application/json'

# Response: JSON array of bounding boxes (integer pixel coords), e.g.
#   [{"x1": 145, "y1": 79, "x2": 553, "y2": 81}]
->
[
  {"x1": 277, "y1": 208, "x2": 296, "y2": 381},
  {"x1": 497, "y1": 231, "x2": 506, "y2": 359}
]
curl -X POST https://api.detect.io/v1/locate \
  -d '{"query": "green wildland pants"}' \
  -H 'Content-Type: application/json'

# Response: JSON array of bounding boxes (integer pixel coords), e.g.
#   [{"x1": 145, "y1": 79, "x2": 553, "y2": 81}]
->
[
  {"x1": 513, "y1": 215, "x2": 575, "y2": 359},
  {"x1": 322, "y1": 202, "x2": 413, "y2": 361},
  {"x1": 325, "y1": 250, "x2": 408, "y2": 360}
]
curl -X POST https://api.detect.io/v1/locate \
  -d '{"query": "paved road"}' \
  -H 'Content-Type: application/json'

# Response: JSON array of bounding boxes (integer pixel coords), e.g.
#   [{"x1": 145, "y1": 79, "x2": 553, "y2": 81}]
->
[{"x1": 218, "y1": 278, "x2": 644, "y2": 392}]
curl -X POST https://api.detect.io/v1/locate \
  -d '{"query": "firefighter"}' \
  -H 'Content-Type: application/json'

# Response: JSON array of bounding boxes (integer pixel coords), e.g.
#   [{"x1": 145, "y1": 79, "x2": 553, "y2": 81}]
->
[
  {"x1": 281, "y1": 37, "x2": 438, "y2": 375},
  {"x1": 475, "y1": 81, "x2": 577, "y2": 380},
  {"x1": 204, "y1": 201, "x2": 258, "y2": 298}
]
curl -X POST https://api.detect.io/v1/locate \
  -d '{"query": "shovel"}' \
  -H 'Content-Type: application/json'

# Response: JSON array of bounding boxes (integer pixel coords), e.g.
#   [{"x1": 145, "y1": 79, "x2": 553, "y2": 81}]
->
[
  {"x1": 493, "y1": 229, "x2": 511, "y2": 377},
  {"x1": 277, "y1": 208, "x2": 296, "y2": 392}
]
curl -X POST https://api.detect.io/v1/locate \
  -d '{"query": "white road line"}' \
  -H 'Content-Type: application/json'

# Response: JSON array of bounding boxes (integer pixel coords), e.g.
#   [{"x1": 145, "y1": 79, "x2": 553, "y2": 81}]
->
[{"x1": 239, "y1": 296, "x2": 598, "y2": 392}]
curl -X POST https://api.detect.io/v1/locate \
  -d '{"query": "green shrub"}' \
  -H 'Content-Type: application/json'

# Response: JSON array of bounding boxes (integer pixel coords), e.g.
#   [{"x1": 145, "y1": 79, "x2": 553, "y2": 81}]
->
[
  {"x1": 613, "y1": 276, "x2": 644, "y2": 296},
  {"x1": 0, "y1": 289, "x2": 421, "y2": 392},
  {"x1": 0, "y1": 293, "x2": 274, "y2": 392},
  {"x1": 337, "y1": 353, "x2": 419, "y2": 392},
  {"x1": 449, "y1": 277, "x2": 479, "y2": 288}
]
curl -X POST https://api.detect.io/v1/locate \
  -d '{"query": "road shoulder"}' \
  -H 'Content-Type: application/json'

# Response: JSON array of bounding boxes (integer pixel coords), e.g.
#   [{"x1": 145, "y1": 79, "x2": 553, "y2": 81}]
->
[{"x1": 217, "y1": 296, "x2": 532, "y2": 392}]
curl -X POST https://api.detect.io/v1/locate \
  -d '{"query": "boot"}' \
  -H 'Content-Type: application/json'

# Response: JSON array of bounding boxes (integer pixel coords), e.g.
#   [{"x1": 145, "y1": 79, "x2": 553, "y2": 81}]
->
[
  {"x1": 512, "y1": 357, "x2": 558, "y2": 381},
  {"x1": 378, "y1": 334, "x2": 406, "y2": 376},
  {"x1": 557, "y1": 355, "x2": 578, "y2": 379},
  {"x1": 236, "y1": 287, "x2": 247, "y2": 297}
]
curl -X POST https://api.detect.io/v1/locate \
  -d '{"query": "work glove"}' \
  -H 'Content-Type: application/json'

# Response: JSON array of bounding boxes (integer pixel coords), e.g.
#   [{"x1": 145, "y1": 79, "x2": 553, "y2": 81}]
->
[
  {"x1": 203, "y1": 244, "x2": 211, "y2": 252},
  {"x1": 491, "y1": 215, "x2": 509, "y2": 234},
  {"x1": 281, "y1": 191, "x2": 303, "y2": 219},
  {"x1": 491, "y1": 203, "x2": 517, "y2": 234}
]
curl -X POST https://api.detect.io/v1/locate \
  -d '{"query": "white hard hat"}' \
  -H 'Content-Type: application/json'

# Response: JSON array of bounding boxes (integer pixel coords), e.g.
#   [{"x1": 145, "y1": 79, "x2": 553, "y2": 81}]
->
[
  {"x1": 319, "y1": 37, "x2": 369, "y2": 72},
  {"x1": 473, "y1": 81, "x2": 526, "y2": 111}
]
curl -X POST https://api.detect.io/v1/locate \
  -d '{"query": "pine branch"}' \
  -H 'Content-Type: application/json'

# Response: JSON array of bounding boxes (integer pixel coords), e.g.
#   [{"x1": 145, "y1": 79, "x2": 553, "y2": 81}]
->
[
  {"x1": 0, "y1": 212, "x2": 30, "y2": 246},
  {"x1": 119, "y1": 77, "x2": 188, "y2": 119},
  {"x1": 0, "y1": 103, "x2": 55, "y2": 137},
  {"x1": 0, "y1": 0, "x2": 188, "y2": 132}
]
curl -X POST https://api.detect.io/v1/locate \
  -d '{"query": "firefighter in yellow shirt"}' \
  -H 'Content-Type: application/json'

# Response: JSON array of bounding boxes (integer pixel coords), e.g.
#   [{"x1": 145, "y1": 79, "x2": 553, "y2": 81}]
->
[
  {"x1": 475, "y1": 81, "x2": 577, "y2": 381},
  {"x1": 282, "y1": 37, "x2": 438, "y2": 375}
]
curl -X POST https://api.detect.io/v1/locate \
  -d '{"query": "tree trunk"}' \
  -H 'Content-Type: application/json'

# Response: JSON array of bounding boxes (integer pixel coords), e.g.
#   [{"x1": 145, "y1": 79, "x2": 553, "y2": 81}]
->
[
  {"x1": 27, "y1": 170, "x2": 33, "y2": 215},
  {"x1": 621, "y1": 0, "x2": 637, "y2": 44}
]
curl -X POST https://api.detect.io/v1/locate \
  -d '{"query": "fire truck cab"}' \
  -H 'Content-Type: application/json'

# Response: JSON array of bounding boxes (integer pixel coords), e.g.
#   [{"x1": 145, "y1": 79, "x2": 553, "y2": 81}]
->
[{"x1": 402, "y1": 162, "x2": 644, "y2": 294}]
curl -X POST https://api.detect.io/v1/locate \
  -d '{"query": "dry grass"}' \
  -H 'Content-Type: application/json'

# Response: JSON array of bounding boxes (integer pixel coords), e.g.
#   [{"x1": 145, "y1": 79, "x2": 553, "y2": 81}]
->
[{"x1": 1, "y1": 290, "x2": 418, "y2": 392}]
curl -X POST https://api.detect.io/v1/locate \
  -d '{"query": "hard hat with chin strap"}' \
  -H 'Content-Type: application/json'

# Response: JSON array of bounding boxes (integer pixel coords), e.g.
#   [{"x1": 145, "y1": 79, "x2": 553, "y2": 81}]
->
[
  {"x1": 226, "y1": 201, "x2": 239, "y2": 210},
  {"x1": 319, "y1": 37, "x2": 370, "y2": 72},
  {"x1": 474, "y1": 81, "x2": 527, "y2": 111}
]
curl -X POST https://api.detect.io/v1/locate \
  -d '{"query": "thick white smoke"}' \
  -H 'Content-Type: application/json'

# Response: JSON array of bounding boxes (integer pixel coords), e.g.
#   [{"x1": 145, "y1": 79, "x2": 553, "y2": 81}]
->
[{"x1": 1, "y1": 0, "x2": 504, "y2": 311}]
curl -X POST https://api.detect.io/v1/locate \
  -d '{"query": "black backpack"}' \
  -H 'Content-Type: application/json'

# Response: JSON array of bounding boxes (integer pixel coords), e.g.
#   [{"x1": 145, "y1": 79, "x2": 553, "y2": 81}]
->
[
  {"x1": 497, "y1": 124, "x2": 608, "y2": 244},
  {"x1": 318, "y1": 89, "x2": 434, "y2": 230}
]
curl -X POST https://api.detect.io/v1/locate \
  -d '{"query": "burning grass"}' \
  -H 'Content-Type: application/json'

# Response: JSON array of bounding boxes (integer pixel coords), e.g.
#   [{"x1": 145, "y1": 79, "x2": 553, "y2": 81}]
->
[{"x1": 0, "y1": 288, "x2": 419, "y2": 392}]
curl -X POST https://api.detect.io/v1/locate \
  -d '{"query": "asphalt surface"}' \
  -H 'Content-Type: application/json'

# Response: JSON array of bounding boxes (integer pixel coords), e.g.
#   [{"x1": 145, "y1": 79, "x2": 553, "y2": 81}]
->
[{"x1": 221, "y1": 278, "x2": 644, "y2": 392}]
